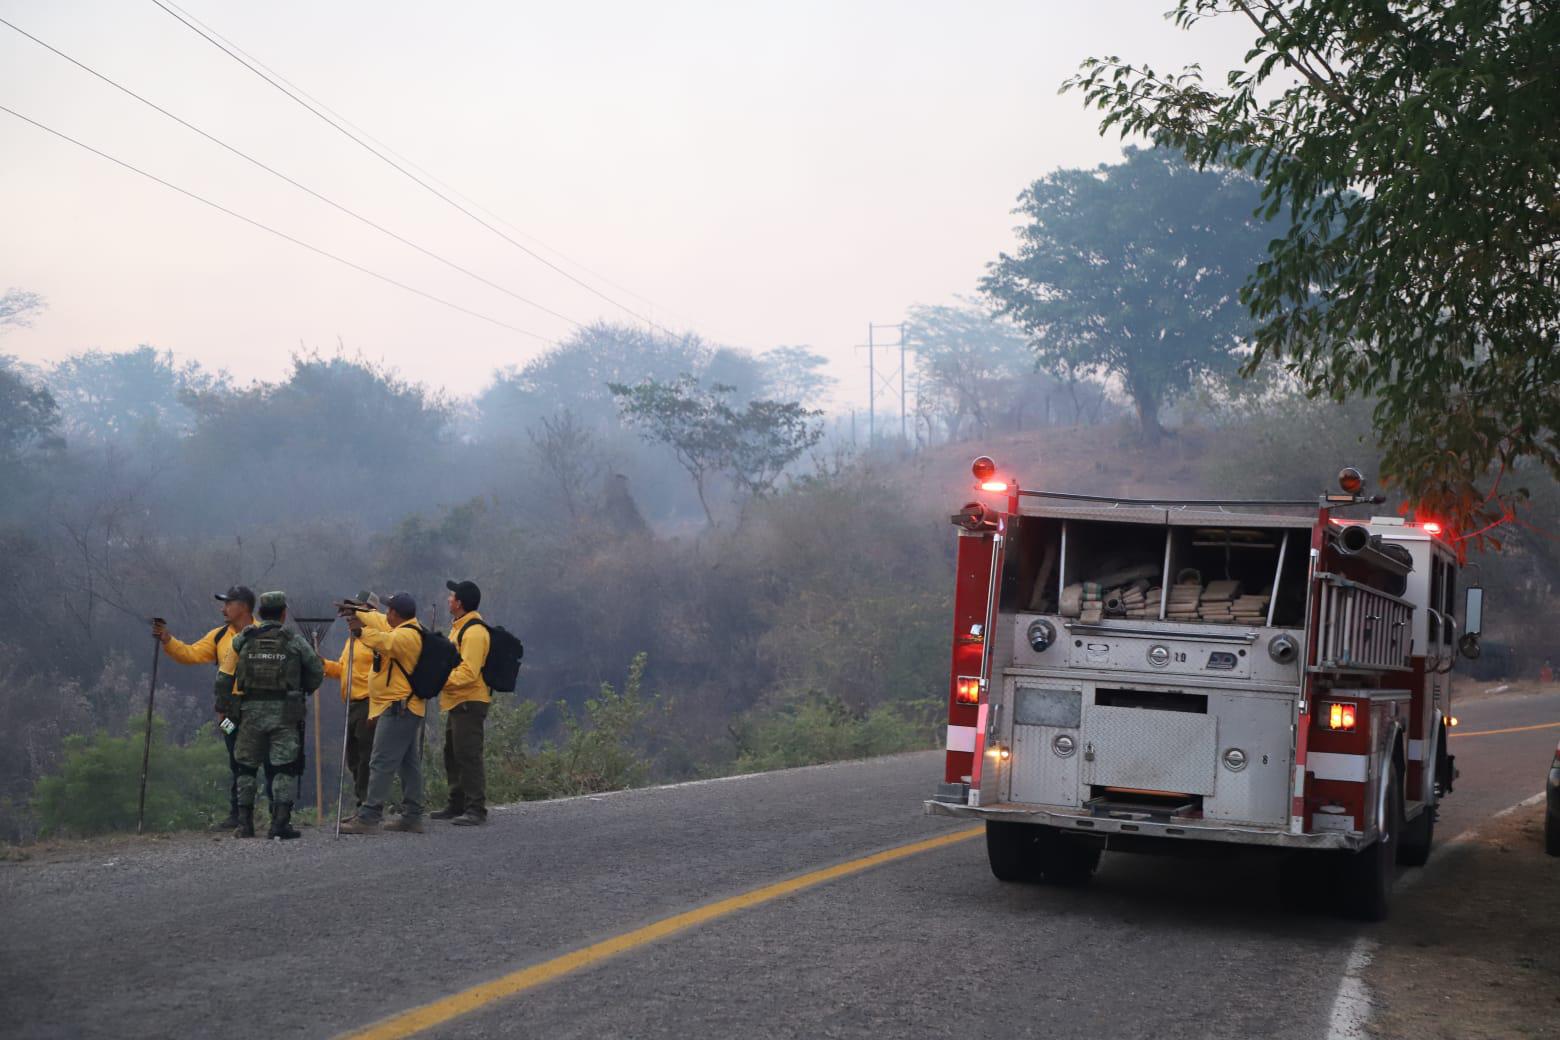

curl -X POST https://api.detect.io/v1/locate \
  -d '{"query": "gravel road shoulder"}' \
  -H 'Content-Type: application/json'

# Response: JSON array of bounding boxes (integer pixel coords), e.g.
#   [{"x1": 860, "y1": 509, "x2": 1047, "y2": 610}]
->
[{"x1": 1369, "y1": 803, "x2": 1560, "y2": 1039}]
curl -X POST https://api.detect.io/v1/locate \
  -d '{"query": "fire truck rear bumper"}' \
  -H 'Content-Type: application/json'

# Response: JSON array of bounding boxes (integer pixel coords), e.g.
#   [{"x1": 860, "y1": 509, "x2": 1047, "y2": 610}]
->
[{"x1": 923, "y1": 797, "x2": 1364, "y2": 851}]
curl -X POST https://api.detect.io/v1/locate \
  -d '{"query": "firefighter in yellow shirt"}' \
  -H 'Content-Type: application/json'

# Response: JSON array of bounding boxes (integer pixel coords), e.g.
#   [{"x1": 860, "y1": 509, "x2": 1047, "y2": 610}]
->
[
  {"x1": 152, "y1": 585, "x2": 277, "y2": 830},
  {"x1": 431, "y1": 579, "x2": 492, "y2": 826},
  {"x1": 339, "y1": 592, "x2": 426, "y2": 835},
  {"x1": 323, "y1": 591, "x2": 382, "y2": 810}
]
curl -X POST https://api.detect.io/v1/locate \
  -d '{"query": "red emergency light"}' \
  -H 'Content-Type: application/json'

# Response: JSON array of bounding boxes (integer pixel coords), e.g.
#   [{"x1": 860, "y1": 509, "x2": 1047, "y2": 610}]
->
[
  {"x1": 1324, "y1": 701, "x2": 1358, "y2": 731},
  {"x1": 979, "y1": 480, "x2": 1010, "y2": 493},
  {"x1": 955, "y1": 676, "x2": 981, "y2": 704},
  {"x1": 1422, "y1": 522, "x2": 1442, "y2": 536},
  {"x1": 972, "y1": 456, "x2": 996, "y2": 482}
]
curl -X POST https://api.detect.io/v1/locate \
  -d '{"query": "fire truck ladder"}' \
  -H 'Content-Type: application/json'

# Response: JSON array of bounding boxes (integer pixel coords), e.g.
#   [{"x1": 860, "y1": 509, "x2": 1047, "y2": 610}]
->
[{"x1": 1313, "y1": 572, "x2": 1414, "y2": 672}]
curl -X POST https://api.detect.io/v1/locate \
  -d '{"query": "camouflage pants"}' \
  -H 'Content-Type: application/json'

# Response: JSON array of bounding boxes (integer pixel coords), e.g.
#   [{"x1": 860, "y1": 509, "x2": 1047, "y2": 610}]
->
[{"x1": 235, "y1": 700, "x2": 300, "y2": 807}]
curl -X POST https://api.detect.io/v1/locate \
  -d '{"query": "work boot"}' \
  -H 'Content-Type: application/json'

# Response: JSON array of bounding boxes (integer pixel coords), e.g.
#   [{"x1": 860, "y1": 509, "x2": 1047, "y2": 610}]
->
[
  {"x1": 450, "y1": 811, "x2": 487, "y2": 828},
  {"x1": 338, "y1": 815, "x2": 381, "y2": 835},
  {"x1": 428, "y1": 805, "x2": 464, "y2": 821},
  {"x1": 384, "y1": 814, "x2": 424, "y2": 834},
  {"x1": 268, "y1": 803, "x2": 301, "y2": 840},
  {"x1": 233, "y1": 806, "x2": 256, "y2": 839},
  {"x1": 212, "y1": 808, "x2": 242, "y2": 831}
]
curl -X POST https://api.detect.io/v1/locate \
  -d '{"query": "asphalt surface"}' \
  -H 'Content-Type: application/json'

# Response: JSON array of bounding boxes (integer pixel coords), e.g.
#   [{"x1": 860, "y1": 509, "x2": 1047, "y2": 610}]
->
[{"x1": 2, "y1": 689, "x2": 1555, "y2": 1040}]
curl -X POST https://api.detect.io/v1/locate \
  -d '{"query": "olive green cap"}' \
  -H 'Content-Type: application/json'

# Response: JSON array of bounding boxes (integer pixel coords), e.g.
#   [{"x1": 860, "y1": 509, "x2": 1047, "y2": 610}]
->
[{"x1": 259, "y1": 590, "x2": 287, "y2": 611}]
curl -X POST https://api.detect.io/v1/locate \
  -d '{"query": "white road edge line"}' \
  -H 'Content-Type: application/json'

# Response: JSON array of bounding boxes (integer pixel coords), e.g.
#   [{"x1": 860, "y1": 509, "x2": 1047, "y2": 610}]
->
[
  {"x1": 1326, "y1": 938, "x2": 1376, "y2": 1040},
  {"x1": 1323, "y1": 789, "x2": 1546, "y2": 1040},
  {"x1": 487, "y1": 749, "x2": 938, "y2": 815}
]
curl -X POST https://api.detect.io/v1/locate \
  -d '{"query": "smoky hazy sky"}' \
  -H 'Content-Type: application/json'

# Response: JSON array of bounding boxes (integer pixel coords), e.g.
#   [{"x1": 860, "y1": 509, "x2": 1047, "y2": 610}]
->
[{"x1": 0, "y1": 1, "x2": 1253, "y2": 407}]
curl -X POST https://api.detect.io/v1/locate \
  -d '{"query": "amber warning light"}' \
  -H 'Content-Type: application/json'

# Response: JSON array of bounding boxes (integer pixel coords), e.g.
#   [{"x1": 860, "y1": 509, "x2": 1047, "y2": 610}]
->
[
  {"x1": 955, "y1": 676, "x2": 981, "y2": 704},
  {"x1": 1325, "y1": 702, "x2": 1358, "y2": 731}
]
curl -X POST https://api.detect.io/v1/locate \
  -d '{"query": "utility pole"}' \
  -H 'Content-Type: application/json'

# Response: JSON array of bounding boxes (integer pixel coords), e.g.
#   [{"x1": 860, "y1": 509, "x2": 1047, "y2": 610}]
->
[{"x1": 857, "y1": 322, "x2": 907, "y2": 450}]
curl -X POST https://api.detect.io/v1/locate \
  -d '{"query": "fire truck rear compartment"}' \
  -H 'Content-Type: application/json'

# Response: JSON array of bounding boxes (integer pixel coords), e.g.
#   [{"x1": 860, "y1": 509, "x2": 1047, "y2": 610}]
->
[{"x1": 1006, "y1": 680, "x2": 1295, "y2": 828}]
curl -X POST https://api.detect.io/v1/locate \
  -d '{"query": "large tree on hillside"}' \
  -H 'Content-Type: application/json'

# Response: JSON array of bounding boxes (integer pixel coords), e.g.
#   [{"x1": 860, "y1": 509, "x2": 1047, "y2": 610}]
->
[
  {"x1": 0, "y1": 356, "x2": 61, "y2": 464},
  {"x1": 48, "y1": 346, "x2": 225, "y2": 444},
  {"x1": 981, "y1": 147, "x2": 1271, "y2": 443},
  {"x1": 610, "y1": 375, "x2": 822, "y2": 526},
  {"x1": 1067, "y1": 0, "x2": 1560, "y2": 534}
]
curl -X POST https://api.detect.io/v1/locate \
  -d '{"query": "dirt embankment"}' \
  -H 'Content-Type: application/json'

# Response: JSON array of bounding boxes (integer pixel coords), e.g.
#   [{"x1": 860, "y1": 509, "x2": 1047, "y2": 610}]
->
[{"x1": 1369, "y1": 803, "x2": 1560, "y2": 1039}]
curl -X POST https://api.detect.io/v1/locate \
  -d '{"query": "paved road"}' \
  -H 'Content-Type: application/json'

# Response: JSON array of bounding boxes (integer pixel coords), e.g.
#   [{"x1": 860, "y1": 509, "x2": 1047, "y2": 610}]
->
[{"x1": 2, "y1": 691, "x2": 1555, "y2": 1040}]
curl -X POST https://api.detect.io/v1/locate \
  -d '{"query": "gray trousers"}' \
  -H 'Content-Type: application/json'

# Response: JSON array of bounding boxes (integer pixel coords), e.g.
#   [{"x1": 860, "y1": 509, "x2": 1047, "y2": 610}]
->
[{"x1": 361, "y1": 701, "x2": 424, "y2": 821}]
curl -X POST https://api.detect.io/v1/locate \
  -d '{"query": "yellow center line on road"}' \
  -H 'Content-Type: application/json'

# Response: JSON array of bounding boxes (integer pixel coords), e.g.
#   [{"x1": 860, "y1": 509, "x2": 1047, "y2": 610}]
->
[
  {"x1": 1450, "y1": 721, "x2": 1560, "y2": 739},
  {"x1": 338, "y1": 825, "x2": 984, "y2": 1040}
]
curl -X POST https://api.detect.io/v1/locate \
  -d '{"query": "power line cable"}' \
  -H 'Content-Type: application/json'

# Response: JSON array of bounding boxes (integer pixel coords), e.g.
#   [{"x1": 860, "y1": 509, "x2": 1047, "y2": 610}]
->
[
  {"x1": 149, "y1": 0, "x2": 680, "y2": 337},
  {"x1": 0, "y1": 15, "x2": 584, "y2": 330},
  {"x1": 158, "y1": 0, "x2": 696, "y2": 328},
  {"x1": 0, "y1": 103, "x2": 551, "y2": 340}
]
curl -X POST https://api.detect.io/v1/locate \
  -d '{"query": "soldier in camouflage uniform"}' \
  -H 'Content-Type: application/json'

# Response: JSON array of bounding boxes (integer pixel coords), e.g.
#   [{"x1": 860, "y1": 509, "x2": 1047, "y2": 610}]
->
[{"x1": 231, "y1": 591, "x2": 324, "y2": 839}]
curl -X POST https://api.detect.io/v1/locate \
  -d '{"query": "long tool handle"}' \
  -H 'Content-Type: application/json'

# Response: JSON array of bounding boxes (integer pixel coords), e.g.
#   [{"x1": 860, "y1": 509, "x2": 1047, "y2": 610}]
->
[
  {"x1": 335, "y1": 634, "x2": 355, "y2": 837},
  {"x1": 136, "y1": 636, "x2": 161, "y2": 834},
  {"x1": 310, "y1": 631, "x2": 324, "y2": 824}
]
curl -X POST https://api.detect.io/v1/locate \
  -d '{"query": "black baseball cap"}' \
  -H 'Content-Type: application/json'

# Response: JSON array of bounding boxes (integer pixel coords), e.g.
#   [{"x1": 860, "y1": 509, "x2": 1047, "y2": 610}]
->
[
  {"x1": 215, "y1": 585, "x2": 256, "y2": 608},
  {"x1": 445, "y1": 579, "x2": 481, "y2": 611},
  {"x1": 386, "y1": 592, "x2": 418, "y2": 618}
]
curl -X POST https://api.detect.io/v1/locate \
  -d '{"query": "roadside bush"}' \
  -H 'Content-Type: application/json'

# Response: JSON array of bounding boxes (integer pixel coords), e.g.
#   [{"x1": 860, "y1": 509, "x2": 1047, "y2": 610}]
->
[
  {"x1": 733, "y1": 694, "x2": 939, "y2": 773},
  {"x1": 419, "y1": 654, "x2": 661, "y2": 810},
  {"x1": 32, "y1": 718, "x2": 229, "y2": 836}
]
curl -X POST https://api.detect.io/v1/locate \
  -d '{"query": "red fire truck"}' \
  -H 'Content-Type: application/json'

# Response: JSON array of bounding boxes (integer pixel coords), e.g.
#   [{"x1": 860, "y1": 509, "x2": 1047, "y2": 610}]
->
[{"x1": 926, "y1": 457, "x2": 1482, "y2": 919}]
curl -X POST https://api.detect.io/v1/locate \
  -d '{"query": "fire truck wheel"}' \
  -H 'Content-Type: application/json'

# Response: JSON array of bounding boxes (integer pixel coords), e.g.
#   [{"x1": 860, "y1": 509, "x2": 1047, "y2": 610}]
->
[
  {"x1": 1396, "y1": 800, "x2": 1435, "y2": 866},
  {"x1": 1277, "y1": 853, "x2": 1324, "y2": 913},
  {"x1": 1037, "y1": 831, "x2": 1102, "y2": 886},
  {"x1": 985, "y1": 821, "x2": 1046, "y2": 882},
  {"x1": 1344, "y1": 765, "x2": 1402, "y2": 922}
]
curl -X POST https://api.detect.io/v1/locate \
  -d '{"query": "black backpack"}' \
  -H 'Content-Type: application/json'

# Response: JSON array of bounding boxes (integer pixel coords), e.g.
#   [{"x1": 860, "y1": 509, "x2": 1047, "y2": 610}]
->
[
  {"x1": 456, "y1": 618, "x2": 524, "y2": 693},
  {"x1": 395, "y1": 624, "x2": 462, "y2": 701}
]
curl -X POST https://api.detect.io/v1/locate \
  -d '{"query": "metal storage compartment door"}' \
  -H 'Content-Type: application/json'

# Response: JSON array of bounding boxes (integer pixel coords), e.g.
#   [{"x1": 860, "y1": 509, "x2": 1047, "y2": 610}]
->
[
  {"x1": 1082, "y1": 705, "x2": 1218, "y2": 796},
  {"x1": 1202, "y1": 693, "x2": 1293, "y2": 825},
  {"x1": 1010, "y1": 684, "x2": 1082, "y2": 806}
]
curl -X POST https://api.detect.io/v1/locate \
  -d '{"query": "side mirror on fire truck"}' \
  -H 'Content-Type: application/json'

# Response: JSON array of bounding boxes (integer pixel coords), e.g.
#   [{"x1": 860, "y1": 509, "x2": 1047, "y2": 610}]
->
[{"x1": 1459, "y1": 585, "x2": 1484, "y2": 659}]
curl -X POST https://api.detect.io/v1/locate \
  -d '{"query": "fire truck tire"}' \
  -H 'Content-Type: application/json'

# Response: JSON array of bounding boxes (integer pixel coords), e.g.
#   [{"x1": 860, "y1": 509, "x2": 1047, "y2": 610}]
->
[
  {"x1": 1343, "y1": 765, "x2": 1402, "y2": 921},
  {"x1": 985, "y1": 821, "x2": 1046, "y2": 882},
  {"x1": 1038, "y1": 831, "x2": 1102, "y2": 886},
  {"x1": 1396, "y1": 800, "x2": 1435, "y2": 867}
]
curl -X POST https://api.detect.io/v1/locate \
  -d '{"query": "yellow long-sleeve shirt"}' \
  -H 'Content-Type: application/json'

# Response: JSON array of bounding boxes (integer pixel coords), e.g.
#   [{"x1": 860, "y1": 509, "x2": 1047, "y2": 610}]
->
[
  {"x1": 357, "y1": 616, "x2": 426, "y2": 719},
  {"x1": 442, "y1": 611, "x2": 492, "y2": 711},
  {"x1": 163, "y1": 620, "x2": 245, "y2": 675},
  {"x1": 324, "y1": 610, "x2": 385, "y2": 702},
  {"x1": 323, "y1": 639, "x2": 376, "y2": 702},
  {"x1": 163, "y1": 618, "x2": 250, "y2": 707}
]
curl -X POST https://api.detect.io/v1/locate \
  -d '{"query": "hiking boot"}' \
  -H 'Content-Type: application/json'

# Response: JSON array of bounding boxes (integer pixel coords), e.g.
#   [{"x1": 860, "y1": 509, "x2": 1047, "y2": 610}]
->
[
  {"x1": 338, "y1": 815, "x2": 381, "y2": 835},
  {"x1": 268, "y1": 802, "x2": 301, "y2": 840},
  {"x1": 212, "y1": 808, "x2": 242, "y2": 831},
  {"x1": 384, "y1": 814, "x2": 424, "y2": 834},
  {"x1": 450, "y1": 811, "x2": 487, "y2": 827},
  {"x1": 429, "y1": 805, "x2": 465, "y2": 821},
  {"x1": 233, "y1": 806, "x2": 256, "y2": 839}
]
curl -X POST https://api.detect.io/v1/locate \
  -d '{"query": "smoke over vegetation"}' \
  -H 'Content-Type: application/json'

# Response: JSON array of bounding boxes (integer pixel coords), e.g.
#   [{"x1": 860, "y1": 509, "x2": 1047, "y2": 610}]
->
[{"x1": 2, "y1": 145, "x2": 1555, "y2": 845}]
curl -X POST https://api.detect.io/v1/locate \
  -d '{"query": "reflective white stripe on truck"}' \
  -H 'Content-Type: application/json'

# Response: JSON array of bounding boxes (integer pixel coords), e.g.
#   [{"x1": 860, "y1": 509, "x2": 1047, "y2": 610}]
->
[
  {"x1": 1308, "y1": 751, "x2": 1369, "y2": 783},
  {"x1": 1407, "y1": 738, "x2": 1423, "y2": 762},
  {"x1": 946, "y1": 725, "x2": 977, "y2": 753}
]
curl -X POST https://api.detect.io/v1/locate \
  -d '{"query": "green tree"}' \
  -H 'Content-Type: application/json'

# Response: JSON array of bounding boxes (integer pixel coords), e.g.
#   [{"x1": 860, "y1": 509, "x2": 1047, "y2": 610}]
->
[
  {"x1": 48, "y1": 346, "x2": 224, "y2": 444},
  {"x1": 1067, "y1": 0, "x2": 1560, "y2": 532},
  {"x1": 611, "y1": 375, "x2": 823, "y2": 525},
  {"x1": 758, "y1": 346, "x2": 836, "y2": 406},
  {"x1": 0, "y1": 356, "x2": 62, "y2": 465},
  {"x1": 982, "y1": 147, "x2": 1272, "y2": 443}
]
